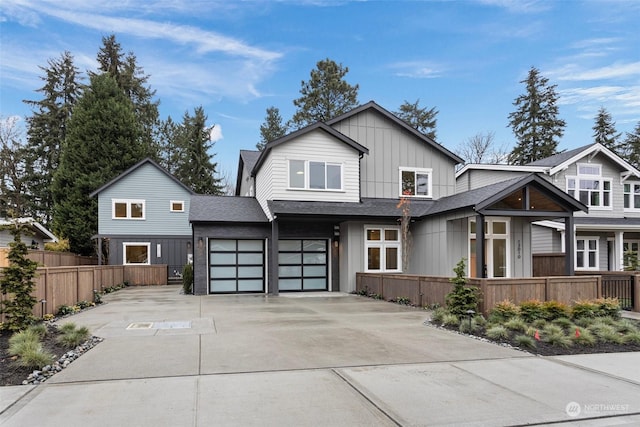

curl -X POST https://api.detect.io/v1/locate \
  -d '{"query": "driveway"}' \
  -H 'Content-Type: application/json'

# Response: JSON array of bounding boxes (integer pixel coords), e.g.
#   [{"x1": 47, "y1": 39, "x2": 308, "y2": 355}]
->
[{"x1": 1, "y1": 286, "x2": 640, "y2": 426}]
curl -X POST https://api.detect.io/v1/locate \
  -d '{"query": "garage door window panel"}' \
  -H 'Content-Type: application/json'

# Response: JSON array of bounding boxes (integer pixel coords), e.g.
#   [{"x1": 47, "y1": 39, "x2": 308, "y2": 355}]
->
[
  {"x1": 209, "y1": 239, "x2": 264, "y2": 293},
  {"x1": 278, "y1": 239, "x2": 328, "y2": 291}
]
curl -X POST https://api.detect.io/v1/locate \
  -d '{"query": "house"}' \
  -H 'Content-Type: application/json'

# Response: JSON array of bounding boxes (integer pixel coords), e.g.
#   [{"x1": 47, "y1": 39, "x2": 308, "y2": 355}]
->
[
  {"x1": 0, "y1": 217, "x2": 57, "y2": 249},
  {"x1": 189, "y1": 101, "x2": 586, "y2": 295},
  {"x1": 456, "y1": 143, "x2": 640, "y2": 273},
  {"x1": 90, "y1": 158, "x2": 194, "y2": 276}
]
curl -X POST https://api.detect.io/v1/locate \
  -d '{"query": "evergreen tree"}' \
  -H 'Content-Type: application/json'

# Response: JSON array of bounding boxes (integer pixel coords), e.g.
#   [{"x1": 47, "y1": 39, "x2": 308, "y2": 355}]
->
[
  {"x1": 23, "y1": 51, "x2": 81, "y2": 224},
  {"x1": 290, "y1": 58, "x2": 359, "y2": 129},
  {"x1": 0, "y1": 117, "x2": 28, "y2": 218},
  {"x1": 507, "y1": 67, "x2": 566, "y2": 165},
  {"x1": 95, "y1": 34, "x2": 160, "y2": 159},
  {"x1": 0, "y1": 222, "x2": 39, "y2": 332},
  {"x1": 257, "y1": 106, "x2": 287, "y2": 150},
  {"x1": 156, "y1": 116, "x2": 180, "y2": 174},
  {"x1": 592, "y1": 106, "x2": 621, "y2": 152},
  {"x1": 394, "y1": 99, "x2": 438, "y2": 141},
  {"x1": 173, "y1": 107, "x2": 223, "y2": 195},
  {"x1": 52, "y1": 73, "x2": 143, "y2": 255},
  {"x1": 622, "y1": 121, "x2": 640, "y2": 170}
]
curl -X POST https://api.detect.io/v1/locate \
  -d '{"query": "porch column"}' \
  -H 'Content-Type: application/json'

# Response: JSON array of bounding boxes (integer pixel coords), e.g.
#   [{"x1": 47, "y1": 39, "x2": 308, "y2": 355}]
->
[
  {"x1": 564, "y1": 216, "x2": 575, "y2": 276},
  {"x1": 97, "y1": 237, "x2": 103, "y2": 265},
  {"x1": 476, "y1": 214, "x2": 486, "y2": 278},
  {"x1": 269, "y1": 218, "x2": 279, "y2": 295},
  {"x1": 615, "y1": 231, "x2": 624, "y2": 271}
]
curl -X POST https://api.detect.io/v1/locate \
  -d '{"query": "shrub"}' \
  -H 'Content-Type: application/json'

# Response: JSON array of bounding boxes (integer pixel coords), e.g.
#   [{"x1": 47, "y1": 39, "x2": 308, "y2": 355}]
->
[
  {"x1": 571, "y1": 300, "x2": 599, "y2": 319},
  {"x1": 56, "y1": 305, "x2": 79, "y2": 316},
  {"x1": 531, "y1": 319, "x2": 547, "y2": 329},
  {"x1": 542, "y1": 324, "x2": 563, "y2": 336},
  {"x1": 8, "y1": 329, "x2": 40, "y2": 356},
  {"x1": 488, "y1": 300, "x2": 520, "y2": 323},
  {"x1": 370, "y1": 293, "x2": 383, "y2": 300},
  {"x1": 182, "y1": 263, "x2": 193, "y2": 294},
  {"x1": 59, "y1": 322, "x2": 77, "y2": 334},
  {"x1": 458, "y1": 318, "x2": 480, "y2": 334},
  {"x1": 445, "y1": 259, "x2": 480, "y2": 316},
  {"x1": 589, "y1": 322, "x2": 623, "y2": 344},
  {"x1": 43, "y1": 314, "x2": 55, "y2": 321},
  {"x1": 473, "y1": 315, "x2": 487, "y2": 327},
  {"x1": 442, "y1": 313, "x2": 460, "y2": 327},
  {"x1": 430, "y1": 307, "x2": 447, "y2": 323},
  {"x1": 519, "y1": 300, "x2": 545, "y2": 322},
  {"x1": 17, "y1": 345, "x2": 55, "y2": 369},
  {"x1": 541, "y1": 301, "x2": 570, "y2": 320},
  {"x1": 551, "y1": 317, "x2": 574, "y2": 330},
  {"x1": 27, "y1": 323, "x2": 47, "y2": 338},
  {"x1": 77, "y1": 300, "x2": 95, "y2": 310},
  {"x1": 486, "y1": 325, "x2": 509, "y2": 340},
  {"x1": 503, "y1": 317, "x2": 527, "y2": 333},
  {"x1": 394, "y1": 296, "x2": 411, "y2": 305},
  {"x1": 622, "y1": 330, "x2": 640, "y2": 345},
  {"x1": 574, "y1": 317, "x2": 595, "y2": 328},
  {"x1": 543, "y1": 331, "x2": 573, "y2": 348},
  {"x1": 615, "y1": 319, "x2": 639, "y2": 334},
  {"x1": 57, "y1": 324, "x2": 91, "y2": 348},
  {"x1": 572, "y1": 329, "x2": 597, "y2": 346},
  {"x1": 594, "y1": 298, "x2": 621, "y2": 319},
  {"x1": 514, "y1": 334, "x2": 536, "y2": 349}
]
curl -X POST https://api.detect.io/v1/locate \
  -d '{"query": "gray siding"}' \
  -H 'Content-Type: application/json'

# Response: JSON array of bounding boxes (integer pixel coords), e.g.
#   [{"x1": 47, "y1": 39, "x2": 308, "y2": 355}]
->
[
  {"x1": 0, "y1": 231, "x2": 46, "y2": 249},
  {"x1": 457, "y1": 169, "x2": 534, "y2": 192},
  {"x1": 531, "y1": 225, "x2": 562, "y2": 253},
  {"x1": 97, "y1": 162, "x2": 192, "y2": 235},
  {"x1": 331, "y1": 110, "x2": 458, "y2": 200},
  {"x1": 107, "y1": 236, "x2": 191, "y2": 271}
]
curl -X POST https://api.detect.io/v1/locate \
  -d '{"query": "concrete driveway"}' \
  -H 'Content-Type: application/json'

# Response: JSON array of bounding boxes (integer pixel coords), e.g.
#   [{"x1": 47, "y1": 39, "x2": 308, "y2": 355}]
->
[{"x1": 1, "y1": 286, "x2": 640, "y2": 426}]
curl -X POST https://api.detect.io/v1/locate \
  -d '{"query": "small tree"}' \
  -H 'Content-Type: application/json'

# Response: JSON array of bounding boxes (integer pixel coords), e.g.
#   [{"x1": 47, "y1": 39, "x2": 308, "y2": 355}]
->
[
  {"x1": 396, "y1": 193, "x2": 412, "y2": 271},
  {"x1": 445, "y1": 258, "x2": 480, "y2": 316},
  {"x1": 0, "y1": 223, "x2": 39, "y2": 331},
  {"x1": 182, "y1": 263, "x2": 193, "y2": 294}
]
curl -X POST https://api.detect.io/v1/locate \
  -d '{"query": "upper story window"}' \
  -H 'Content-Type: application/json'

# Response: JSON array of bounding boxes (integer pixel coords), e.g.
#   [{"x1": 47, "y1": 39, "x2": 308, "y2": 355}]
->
[
  {"x1": 170, "y1": 200, "x2": 184, "y2": 212},
  {"x1": 566, "y1": 163, "x2": 611, "y2": 209},
  {"x1": 399, "y1": 167, "x2": 432, "y2": 197},
  {"x1": 113, "y1": 199, "x2": 145, "y2": 220},
  {"x1": 624, "y1": 182, "x2": 640, "y2": 210},
  {"x1": 288, "y1": 160, "x2": 342, "y2": 191}
]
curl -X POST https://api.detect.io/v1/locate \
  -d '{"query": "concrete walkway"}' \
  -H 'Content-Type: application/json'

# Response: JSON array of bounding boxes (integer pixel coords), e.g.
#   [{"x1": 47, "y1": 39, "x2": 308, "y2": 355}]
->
[{"x1": 1, "y1": 286, "x2": 640, "y2": 426}]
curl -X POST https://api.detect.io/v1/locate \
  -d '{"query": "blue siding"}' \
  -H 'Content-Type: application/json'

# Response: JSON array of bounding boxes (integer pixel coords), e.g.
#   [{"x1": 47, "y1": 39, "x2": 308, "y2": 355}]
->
[{"x1": 97, "y1": 163, "x2": 192, "y2": 235}]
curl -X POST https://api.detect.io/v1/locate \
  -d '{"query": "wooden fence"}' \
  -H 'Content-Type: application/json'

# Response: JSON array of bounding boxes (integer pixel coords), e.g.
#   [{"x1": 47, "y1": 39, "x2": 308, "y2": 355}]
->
[
  {"x1": 356, "y1": 272, "x2": 640, "y2": 315},
  {"x1": 0, "y1": 249, "x2": 97, "y2": 268},
  {"x1": 1, "y1": 265, "x2": 168, "y2": 320},
  {"x1": 532, "y1": 253, "x2": 565, "y2": 276}
]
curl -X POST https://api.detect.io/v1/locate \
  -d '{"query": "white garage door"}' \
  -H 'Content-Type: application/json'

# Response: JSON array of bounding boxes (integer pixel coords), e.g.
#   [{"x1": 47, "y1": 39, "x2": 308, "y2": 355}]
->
[
  {"x1": 278, "y1": 239, "x2": 328, "y2": 291},
  {"x1": 209, "y1": 239, "x2": 265, "y2": 293}
]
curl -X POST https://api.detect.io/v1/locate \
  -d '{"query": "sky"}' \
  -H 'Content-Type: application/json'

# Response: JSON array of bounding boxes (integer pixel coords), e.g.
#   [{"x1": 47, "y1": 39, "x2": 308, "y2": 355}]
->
[{"x1": 1, "y1": 0, "x2": 640, "y2": 178}]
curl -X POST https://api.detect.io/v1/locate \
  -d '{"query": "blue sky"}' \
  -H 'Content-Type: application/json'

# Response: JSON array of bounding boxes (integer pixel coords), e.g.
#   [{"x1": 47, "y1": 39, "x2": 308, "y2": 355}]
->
[{"x1": 1, "y1": 0, "x2": 639, "y2": 178}]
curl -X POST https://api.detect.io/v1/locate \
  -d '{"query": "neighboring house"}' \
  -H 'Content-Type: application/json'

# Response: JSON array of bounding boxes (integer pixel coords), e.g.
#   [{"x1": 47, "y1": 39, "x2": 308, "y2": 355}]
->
[
  {"x1": 189, "y1": 101, "x2": 586, "y2": 295},
  {"x1": 0, "y1": 217, "x2": 57, "y2": 249},
  {"x1": 90, "y1": 158, "x2": 194, "y2": 276},
  {"x1": 456, "y1": 143, "x2": 640, "y2": 272}
]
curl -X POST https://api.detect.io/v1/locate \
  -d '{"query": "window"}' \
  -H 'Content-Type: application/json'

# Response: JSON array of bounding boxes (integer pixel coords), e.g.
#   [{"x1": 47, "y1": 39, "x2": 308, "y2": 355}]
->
[
  {"x1": 624, "y1": 182, "x2": 640, "y2": 210},
  {"x1": 399, "y1": 167, "x2": 432, "y2": 197},
  {"x1": 566, "y1": 164, "x2": 611, "y2": 209},
  {"x1": 170, "y1": 201, "x2": 184, "y2": 212},
  {"x1": 576, "y1": 237, "x2": 598, "y2": 270},
  {"x1": 468, "y1": 218, "x2": 509, "y2": 278},
  {"x1": 624, "y1": 241, "x2": 640, "y2": 269},
  {"x1": 288, "y1": 160, "x2": 342, "y2": 190},
  {"x1": 123, "y1": 243, "x2": 150, "y2": 265},
  {"x1": 364, "y1": 226, "x2": 401, "y2": 272},
  {"x1": 112, "y1": 199, "x2": 145, "y2": 219}
]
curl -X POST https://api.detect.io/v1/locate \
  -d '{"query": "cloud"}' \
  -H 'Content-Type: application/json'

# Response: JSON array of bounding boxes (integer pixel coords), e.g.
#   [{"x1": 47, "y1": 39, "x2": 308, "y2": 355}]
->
[
  {"x1": 210, "y1": 124, "x2": 223, "y2": 143},
  {"x1": 550, "y1": 62, "x2": 640, "y2": 81},
  {"x1": 387, "y1": 61, "x2": 446, "y2": 79},
  {"x1": 476, "y1": 0, "x2": 550, "y2": 14}
]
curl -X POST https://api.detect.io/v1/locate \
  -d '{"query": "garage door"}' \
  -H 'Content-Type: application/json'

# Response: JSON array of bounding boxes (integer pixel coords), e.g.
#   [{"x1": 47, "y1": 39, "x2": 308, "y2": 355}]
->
[
  {"x1": 278, "y1": 239, "x2": 328, "y2": 291},
  {"x1": 209, "y1": 239, "x2": 264, "y2": 293}
]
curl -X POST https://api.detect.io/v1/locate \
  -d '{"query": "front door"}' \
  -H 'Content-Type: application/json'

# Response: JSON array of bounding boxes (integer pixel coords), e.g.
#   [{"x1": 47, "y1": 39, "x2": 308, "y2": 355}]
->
[{"x1": 469, "y1": 218, "x2": 509, "y2": 278}]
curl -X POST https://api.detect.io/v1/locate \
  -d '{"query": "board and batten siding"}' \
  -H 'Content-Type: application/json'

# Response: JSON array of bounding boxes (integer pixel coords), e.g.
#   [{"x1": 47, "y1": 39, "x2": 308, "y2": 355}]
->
[
  {"x1": 456, "y1": 169, "x2": 533, "y2": 193},
  {"x1": 97, "y1": 162, "x2": 192, "y2": 235},
  {"x1": 255, "y1": 129, "x2": 361, "y2": 220},
  {"x1": 331, "y1": 109, "x2": 458, "y2": 200}
]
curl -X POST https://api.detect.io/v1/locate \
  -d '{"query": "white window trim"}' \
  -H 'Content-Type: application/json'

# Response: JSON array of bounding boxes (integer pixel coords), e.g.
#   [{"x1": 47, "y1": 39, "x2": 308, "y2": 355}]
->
[
  {"x1": 399, "y1": 167, "x2": 433, "y2": 198},
  {"x1": 112, "y1": 199, "x2": 146, "y2": 220},
  {"x1": 170, "y1": 200, "x2": 185, "y2": 212},
  {"x1": 287, "y1": 159, "x2": 344, "y2": 191},
  {"x1": 566, "y1": 163, "x2": 612, "y2": 210},
  {"x1": 468, "y1": 217, "x2": 510, "y2": 278},
  {"x1": 364, "y1": 225, "x2": 402, "y2": 273},
  {"x1": 623, "y1": 181, "x2": 640, "y2": 211},
  {"x1": 575, "y1": 236, "x2": 599, "y2": 271},
  {"x1": 123, "y1": 242, "x2": 151, "y2": 265}
]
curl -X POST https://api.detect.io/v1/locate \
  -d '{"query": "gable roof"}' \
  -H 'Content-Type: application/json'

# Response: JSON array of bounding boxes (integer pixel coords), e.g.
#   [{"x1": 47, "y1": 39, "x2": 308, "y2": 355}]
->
[
  {"x1": 327, "y1": 101, "x2": 464, "y2": 164},
  {"x1": 526, "y1": 143, "x2": 595, "y2": 167},
  {"x1": 251, "y1": 122, "x2": 369, "y2": 177},
  {"x1": 235, "y1": 150, "x2": 261, "y2": 196},
  {"x1": 268, "y1": 197, "x2": 436, "y2": 219},
  {"x1": 89, "y1": 158, "x2": 194, "y2": 198},
  {"x1": 0, "y1": 217, "x2": 58, "y2": 242},
  {"x1": 426, "y1": 174, "x2": 587, "y2": 216},
  {"x1": 189, "y1": 195, "x2": 268, "y2": 223},
  {"x1": 455, "y1": 163, "x2": 548, "y2": 180}
]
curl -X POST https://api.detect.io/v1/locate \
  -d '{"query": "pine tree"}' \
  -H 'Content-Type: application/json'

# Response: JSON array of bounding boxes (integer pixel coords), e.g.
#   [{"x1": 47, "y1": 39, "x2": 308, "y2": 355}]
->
[
  {"x1": 507, "y1": 67, "x2": 566, "y2": 165},
  {"x1": 173, "y1": 107, "x2": 223, "y2": 195},
  {"x1": 290, "y1": 58, "x2": 359, "y2": 129},
  {"x1": 592, "y1": 106, "x2": 621, "y2": 152},
  {"x1": 0, "y1": 117, "x2": 29, "y2": 218},
  {"x1": 156, "y1": 116, "x2": 180, "y2": 174},
  {"x1": 622, "y1": 121, "x2": 640, "y2": 169},
  {"x1": 257, "y1": 106, "x2": 287, "y2": 150},
  {"x1": 52, "y1": 73, "x2": 144, "y2": 255},
  {"x1": 394, "y1": 99, "x2": 438, "y2": 141},
  {"x1": 23, "y1": 51, "x2": 81, "y2": 225}
]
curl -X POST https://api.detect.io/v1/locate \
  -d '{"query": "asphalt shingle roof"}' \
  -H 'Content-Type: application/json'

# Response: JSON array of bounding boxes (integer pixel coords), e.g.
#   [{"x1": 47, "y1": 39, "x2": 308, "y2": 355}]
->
[
  {"x1": 526, "y1": 144, "x2": 596, "y2": 167},
  {"x1": 239, "y1": 150, "x2": 260, "y2": 174},
  {"x1": 268, "y1": 198, "x2": 436, "y2": 218},
  {"x1": 189, "y1": 195, "x2": 268, "y2": 223}
]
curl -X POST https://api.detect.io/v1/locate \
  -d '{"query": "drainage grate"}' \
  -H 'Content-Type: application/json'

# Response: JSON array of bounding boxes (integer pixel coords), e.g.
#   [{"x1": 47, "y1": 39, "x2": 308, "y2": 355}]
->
[
  {"x1": 127, "y1": 322, "x2": 154, "y2": 330},
  {"x1": 153, "y1": 321, "x2": 191, "y2": 329}
]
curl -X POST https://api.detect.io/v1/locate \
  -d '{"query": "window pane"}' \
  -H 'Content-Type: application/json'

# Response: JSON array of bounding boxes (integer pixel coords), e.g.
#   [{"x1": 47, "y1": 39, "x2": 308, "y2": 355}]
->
[
  {"x1": 326, "y1": 164, "x2": 341, "y2": 189},
  {"x1": 590, "y1": 192, "x2": 600, "y2": 206},
  {"x1": 367, "y1": 229, "x2": 381, "y2": 241},
  {"x1": 589, "y1": 240, "x2": 597, "y2": 250},
  {"x1": 279, "y1": 240, "x2": 301, "y2": 251},
  {"x1": 279, "y1": 252, "x2": 301, "y2": 264},
  {"x1": 577, "y1": 252, "x2": 584, "y2": 267},
  {"x1": 624, "y1": 183, "x2": 631, "y2": 193},
  {"x1": 114, "y1": 203, "x2": 127, "y2": 218},
  {"x1": 303, "y1": 253, "x2": 326, "y2": 264},
  {"x1": 386, "y1": 247, "x2": 398, "y2": 270},
  {"x1": 238, "y1": 253, "x2": 262, "y2": 264},
  {"x1": 210, "y1": 280, "x2": 236, "y2": 292},
  {"x1": 579, "y1": 191, "x2": 589, "y2": 205},
  {"x1": 125, "y1": 245, "x2": 148, "y2": 264},
  {"x1": 238, "y1": 280, "x2": 263, "y2": 292},
  {"x1": 279, "y1": 266, "x2": 302, "y2": 277},
  {"x1": 303, "y1": 240, "x2": 325, "y2": 252},
  {"x1": 368, "y1": 247, "x2": 380, "y2": 270},
  {"x1": 131, "y1": 203, "x2": 144, "y2": 218},
  {"x1": 304, "y1": 266, "x2": 326, "y2": 277},
  {"x1": 385, "y1": 229, "x2": 398, "y2": 241},
  {"x1": 416, "y1": 173, "x2": 429, "y2": 196},
  {"x1": 171, "y1": 202, "x2": 183, "y2": 211},
  {"x1": 635, "y1": 195, "x2": 640, "y2": 209},
  {"x1": 493, "y1": 239, "x2": 507, "y2": 277},
  {"x1": 588, "y1": 252, "x2": 596, "y2": 268},
  {"x1": 493, "y1": 222, "x2": 507, "y2": 234},
  {"x1": 567, "y1": 178, "x2": 575, "y2": 189},
  {"x1": 279, "y1": 279, "x2": 302, "y2": 290},
  {"x1": 210, "y1": 252, "x2": 236, "y2": 265},
  {"x1": 470, "y1": 221, "x2": 476, "y2": 234},
  {"x1": 210, "y1": 267, "x2": 236, "y2": 278},
  {"x1": 603, "y1": 181, "x2": 610, "y2": 190},
  {"x1": 304, "y1": 278, "x2": 326, "y2": 290},
  {"x1": 577, "y1": 240, "x2": 585, "y2": 250},
  {"x1": 237, "y1": 266, "x2": 263, "y2": 278},
  {"x1": 603, "y1": 192, "x2": 610, "y2": 207},
  {"x1": 401, "y1": 170, "x2": 415, "y2": 195},
  {"x1": 210, "y1": 240, "x2": 236, "y2": 251},
  {"x1": 238, "y1": 240, "x2": 262, "y2": 251},
  {"x1": 289, "y1": 160, "x2": 305, "y2": 188},
  {"x1": 309, "y1": 161, "x2": 325, "y2": 189},
  {"x1": 624, "y1": 194, "x2": 630, "y2": 208}
]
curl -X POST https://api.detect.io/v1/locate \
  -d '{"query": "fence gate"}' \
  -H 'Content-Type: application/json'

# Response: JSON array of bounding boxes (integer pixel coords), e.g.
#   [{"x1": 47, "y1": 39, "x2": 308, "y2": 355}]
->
[{"x1": 601, "y1": 275, "x2": 634, "y2": 310}]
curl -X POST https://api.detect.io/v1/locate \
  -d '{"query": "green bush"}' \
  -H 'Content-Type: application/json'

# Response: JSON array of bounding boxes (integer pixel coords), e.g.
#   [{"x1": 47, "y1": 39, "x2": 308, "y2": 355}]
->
[
  {"x1": 514, "y1": 334, "x2": 536, "y2": 349},
  {"x1": 56, "y1": 305, "x2": 79, "y2": 316},
  {"x1": 572, "y1": 329, "x2": 597, "y2": 346},
  {"x1": 8, "y1": 329, "x2": 40, "y2": 356},
  {"x1": 541, "y1": 301, "x2": 570, "y2": 320},
  {"x1": 486, "y1": 325, "x2": 509, "y2": 340},
  {"x1": 27, "y1": 323, "x2": 47, "y2": 338},
  {"x1": 442, "y1": 313, "x2": 460, "y2": 327},
  {"x1": 182, "y1": 263, "x2": 193, "y2": 294},
  {"x1": 551, "y1": 317, "x2": 574, "y2": 330},
  {"x1": 571, "y1": 300, "x2": 599, "y2": 319},
  {"x1": 458, "y1": 318, "x2": 480, "y2": 334},
  {"x1": 488, "y1": 300, "x2": 520, "y2": 323},
  {"x1": 542, "y1": 324, "x2": 563, "y2": 336},
  {"x1": 622, "y1": 330, "x2": 640, "y2": 345},
  {"x1": 594, "y1": 298, "x2": 621, "y2": 319},
  {"x1": 518, "y1": 300, "x2": 545, "y2": 322},
  {"x1": 445, "y1": 259, "x2": 480, "y2": 316},
  {"x1": 503, "y1": 317, "x2": 527, "y2": 332},
  {"x1": 57, "y1": 323, "x2": 91, "y2": 348},
  {"x1": 531, "y1": 319, "x2": 548, "y2": 329},
  {"x1": 17, "y1": 345, "x2": 54, "y2": 369},
  {"x1": 615, "y1": 319, "x2": 639, "y2": 334},
  {"x1": 544, "y1": 331, "x2": 573, "y2": 348},
  {"x1": 77, "y1": 300, "x2": 95, "y2": 309},
  {"x1": 430, "y1": 307, "x2": 447, "y2": 323}
]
